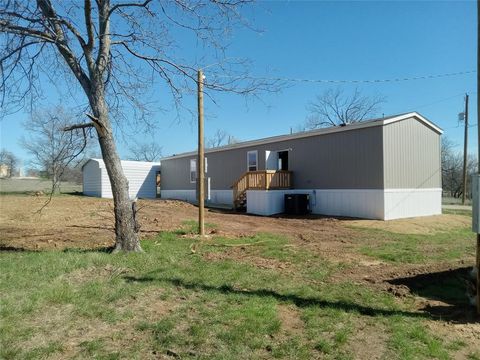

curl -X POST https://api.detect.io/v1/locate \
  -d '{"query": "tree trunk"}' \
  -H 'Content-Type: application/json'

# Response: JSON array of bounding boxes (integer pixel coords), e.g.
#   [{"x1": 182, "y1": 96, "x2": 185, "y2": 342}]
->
[
  {"x1": 52, "y1": 170, "x2": 59, "y2": 194},
  {"x1": 90, "y1": 91, "x2": 142, "y2": 252}
]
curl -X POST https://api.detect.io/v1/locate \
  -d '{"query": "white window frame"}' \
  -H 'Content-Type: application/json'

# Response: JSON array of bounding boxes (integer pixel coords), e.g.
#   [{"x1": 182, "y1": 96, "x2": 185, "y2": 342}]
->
[
  {"x1": 247, "y1": 150, "x2": 258, "y2": 172},
  {"x1": 190, "y1": 159, "x2": 197, "y2": 183}
]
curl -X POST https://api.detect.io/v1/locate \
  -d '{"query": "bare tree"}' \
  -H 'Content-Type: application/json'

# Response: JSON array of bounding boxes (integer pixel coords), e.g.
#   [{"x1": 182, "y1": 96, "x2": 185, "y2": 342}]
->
[
  {"x1": 442, "y1": 137, "x2": 478, "y2": 199},
  {"x1": 0, "y1": 149, "x2": 18, "y2": 177},
  {"x1": 21, "y1": 106, "x2": 88, "y2": 193},
  {"x1": 128, "y1": 142, "x2": 162, "y2": 162},
  {"x1": 207, "y1": 129, "x2": 239, "y2": 148},
  {"x1": 1, "y1": 1, "x2": 275, "y2": 252},
  {"x1": 305, "y1": 88, "x2": 385, "y2": 129},
  {"x1": 207, "y1": 129, "x2": 227, "y2": 148}
]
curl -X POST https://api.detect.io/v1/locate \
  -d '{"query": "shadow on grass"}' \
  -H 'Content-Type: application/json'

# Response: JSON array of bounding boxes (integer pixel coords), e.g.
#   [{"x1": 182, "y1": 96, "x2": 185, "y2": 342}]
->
[
  {"x1": 0, "y1": 245, "x2": 29, "y2": 252},
  {"x1": 0, "y1": 245, "x2": 115, "y2": 253},
  {"x1": 67, "y1": 224, "x2": 161, "y2": 235},
  {"x1": 66, "y1": 224, "x2": 115, "y2": 232},
  {"x1": 124, "y1": 274, "x2": 431, "y2": 320},
  {"x1": 59, "y1": 191, "x2": 84, "y2": 196},
  {"x1": 387, "y1": 266, "x2": 479, "y2": 324},
  {"x1": 62, "y1": 246, "x2": 115, "y2": 253}
]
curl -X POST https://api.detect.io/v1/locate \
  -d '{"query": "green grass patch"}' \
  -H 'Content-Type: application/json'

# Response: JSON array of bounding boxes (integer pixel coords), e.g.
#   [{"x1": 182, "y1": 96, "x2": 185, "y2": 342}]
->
[
  {"x1": 0, "y1": 229, "x2": 472, "y2": 359},
  {"x1": 357, "y1": 227, "x2": 475, "y2": 264}
]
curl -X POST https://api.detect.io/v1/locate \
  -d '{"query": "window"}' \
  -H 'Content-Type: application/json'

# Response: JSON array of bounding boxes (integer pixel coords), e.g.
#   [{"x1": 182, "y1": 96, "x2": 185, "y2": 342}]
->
[
  {"x1": 190, "y1": 158, "x2": 207, "y2": 182},
  {"x1": 247, "y1": 150, "x2": 258, "y2": 171},
  {"x1": 190, "y1": 159, "x2": 196, "y2": 183}
]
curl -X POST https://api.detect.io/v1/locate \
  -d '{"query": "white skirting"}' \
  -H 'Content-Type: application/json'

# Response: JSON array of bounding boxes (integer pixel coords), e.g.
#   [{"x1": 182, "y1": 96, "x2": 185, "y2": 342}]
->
[
  {"x1": 161, "y1": 189, "x2": 233, "y2": 206},
  {"x1": 207, "y1": 190, "x2": 233, "y2": 205},
  {"x1": 246, "y1": 188, "x2": 442, "y2": 220},
  {"x1": 383, "y1": 188, "x2": 442, "y2": 220},
  {"x1": 161, "y1": 190, "x2": 196, "y2": 202},
  {"x1": 161, "y1": 188, "x2": 442, "y2": 220}
]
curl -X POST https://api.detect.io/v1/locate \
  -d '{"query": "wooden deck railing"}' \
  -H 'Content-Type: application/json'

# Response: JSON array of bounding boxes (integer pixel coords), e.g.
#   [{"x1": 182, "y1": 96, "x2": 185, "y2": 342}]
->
[{"x1": 232, "y1": 170, "x2": 292, "y2": 207}]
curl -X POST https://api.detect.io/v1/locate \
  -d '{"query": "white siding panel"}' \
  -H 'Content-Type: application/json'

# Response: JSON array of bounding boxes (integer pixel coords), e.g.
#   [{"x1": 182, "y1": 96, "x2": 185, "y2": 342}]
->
[
  {"x1": 100, "y1": 164, "x2": 161, "y2": 199},
  {"x1": 82, "y1": 159, "x2": 160, "y2": 199},
  {"x1": 384, "y1": 188, "x2": 441, "y2": 220}
]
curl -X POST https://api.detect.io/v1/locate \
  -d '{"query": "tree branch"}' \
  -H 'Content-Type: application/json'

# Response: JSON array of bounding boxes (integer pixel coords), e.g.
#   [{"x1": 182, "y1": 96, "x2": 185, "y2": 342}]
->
[
  {"x1": 108, "y1": 0, "x2": 154, "y2": 18},
  {"x1": 63, "y1": 122, "x2": 95, "y2": 131},
  {"x1": 0, "y1": 20, "x2": 55, "y2": 42}
]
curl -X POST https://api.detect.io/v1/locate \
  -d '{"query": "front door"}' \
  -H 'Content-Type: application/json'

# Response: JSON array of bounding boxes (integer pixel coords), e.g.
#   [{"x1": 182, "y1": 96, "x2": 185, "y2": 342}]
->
[
  {"x1": 278, "y1": 151, "x2": 289, "y2": 171},
  {"x1": 156, "y1": 171, "x2": 161, "y2": 198}
]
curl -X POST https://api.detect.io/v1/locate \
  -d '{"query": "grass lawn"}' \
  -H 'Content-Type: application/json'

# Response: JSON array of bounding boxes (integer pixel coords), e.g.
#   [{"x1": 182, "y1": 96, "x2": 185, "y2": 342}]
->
[
  {"x1": 443, "y1": 208, "x2": 473, "y2": 217},
  {"x1": 0, "y1": 178, "x2": 81, "y2": 194},
  {"x1": 1, "y1": 218, "x2": 479, "y2": 359}
]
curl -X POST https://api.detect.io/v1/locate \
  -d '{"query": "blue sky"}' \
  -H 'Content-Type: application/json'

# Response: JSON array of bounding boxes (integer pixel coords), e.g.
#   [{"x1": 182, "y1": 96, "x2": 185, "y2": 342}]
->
[{"x1": 0, "y1": 0, "x2": 477, "y2": 169}]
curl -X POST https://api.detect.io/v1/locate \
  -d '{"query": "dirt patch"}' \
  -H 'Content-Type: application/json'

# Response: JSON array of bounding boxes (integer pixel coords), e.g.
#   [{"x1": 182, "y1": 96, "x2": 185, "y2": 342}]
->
[
  {"x1": 277, "y1": 304, "x2": 304, "y2": 336},
  {"x1": 347, "y1": 214, "x2": 470, "y2": 235},
  {"x1": 347, "y1": 319, "x2": 388, "y2": 360},
  {"x1": 0, "y1": 195, "x2": 358, "y2": 255},
  {"x1": 203, "y1": 247, "x2": 292, "y2": 271}
]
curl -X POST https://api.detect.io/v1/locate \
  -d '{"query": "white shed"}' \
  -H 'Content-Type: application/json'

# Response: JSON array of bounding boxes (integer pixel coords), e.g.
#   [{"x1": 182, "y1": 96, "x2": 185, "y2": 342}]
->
[{"x1": 82, "y1": 158, "x2": 161, "y2": 199}]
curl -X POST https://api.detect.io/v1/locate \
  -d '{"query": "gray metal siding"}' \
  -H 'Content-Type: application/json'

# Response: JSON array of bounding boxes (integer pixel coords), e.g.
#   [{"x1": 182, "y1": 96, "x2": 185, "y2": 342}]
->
[
  {"x1": 161, "y1": 156, "x2": 196, "y2": 190},
  {"x1": 383, "y1": 117, "x2": 441, "y2": 189},
  {"x1": 162, "y1": 126, "x2": 384, "y2": 190}
]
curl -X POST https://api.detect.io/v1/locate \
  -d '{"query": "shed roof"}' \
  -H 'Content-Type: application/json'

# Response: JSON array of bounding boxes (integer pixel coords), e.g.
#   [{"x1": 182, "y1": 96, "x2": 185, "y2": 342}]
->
[
  {"x1": 82, "y1": 158, "x2": 160, "y2": 170},
  {"x1": 161, "y1": 112, "x2": 442, "y2": 161}
]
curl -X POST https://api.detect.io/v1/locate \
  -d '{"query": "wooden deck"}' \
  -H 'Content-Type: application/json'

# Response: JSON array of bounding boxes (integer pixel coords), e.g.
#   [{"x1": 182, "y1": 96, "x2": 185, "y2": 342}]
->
[{"x1": 232, "y1": 170, "x2": 292, "y2": 209}]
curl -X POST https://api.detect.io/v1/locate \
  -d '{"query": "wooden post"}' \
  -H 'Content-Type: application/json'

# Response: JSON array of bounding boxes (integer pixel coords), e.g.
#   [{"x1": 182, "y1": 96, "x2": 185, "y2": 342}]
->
[
  {"x1": 477, "y1": 0, "x2": 480, "y2": 315},
  {"x1": 197, "y1": 69, "x2": 205, "y2": 236},
  {"x1": 462, "y1": 93, "x2": 469, "y2": 205}
]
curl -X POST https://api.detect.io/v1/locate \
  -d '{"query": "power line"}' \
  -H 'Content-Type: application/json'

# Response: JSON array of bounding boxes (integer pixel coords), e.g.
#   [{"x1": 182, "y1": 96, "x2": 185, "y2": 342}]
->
[
  {"x1": 405, "y1": 93, "x2": 466, "y2": 112},
  {"x1": 219, "y1": 70, "x2": 476, "y2": 84}
]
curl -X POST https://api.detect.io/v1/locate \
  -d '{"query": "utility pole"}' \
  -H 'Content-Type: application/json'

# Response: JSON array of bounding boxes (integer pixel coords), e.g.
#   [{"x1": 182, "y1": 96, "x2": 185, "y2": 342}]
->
[
  {"x1": 462, "y1": 93, "x2": 469, "y2": 205},
  {"x1": 197, "y1": 69, "x2": 205, "y2": 236},
  {"x1": 476, "y1": 0, "x2": 480, "y2": 315}
]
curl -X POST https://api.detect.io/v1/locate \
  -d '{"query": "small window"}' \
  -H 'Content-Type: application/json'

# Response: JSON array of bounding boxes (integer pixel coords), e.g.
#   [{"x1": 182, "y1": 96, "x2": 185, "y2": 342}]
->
[
  {"x1": 247, "y1": 150, "x2": 258, "y2": 172},
  {"x1": 190, "y1": 159, "x2": 196, "y2": 183}
]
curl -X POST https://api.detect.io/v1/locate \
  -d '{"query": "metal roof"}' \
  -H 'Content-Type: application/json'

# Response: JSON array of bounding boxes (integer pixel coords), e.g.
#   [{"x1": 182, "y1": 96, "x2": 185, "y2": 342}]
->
[
  {"x1": 161, "y1": 112, "x2": 443, "y2": 161},
  {"x1": 82, "y1": 158, "x2": 160, "y2": 170}
]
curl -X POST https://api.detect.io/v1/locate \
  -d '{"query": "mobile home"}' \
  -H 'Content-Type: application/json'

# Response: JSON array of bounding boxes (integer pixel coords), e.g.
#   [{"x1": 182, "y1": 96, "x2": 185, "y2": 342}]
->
[{"x1": 160, "y1": 112, "x2": 442, "y2": 220}]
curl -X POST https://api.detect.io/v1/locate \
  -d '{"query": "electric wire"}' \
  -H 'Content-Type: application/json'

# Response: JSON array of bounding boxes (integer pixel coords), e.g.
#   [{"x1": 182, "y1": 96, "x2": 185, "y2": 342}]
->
[{"x1": 218, "y1": 70, "x2": 476, "y2": 84}]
